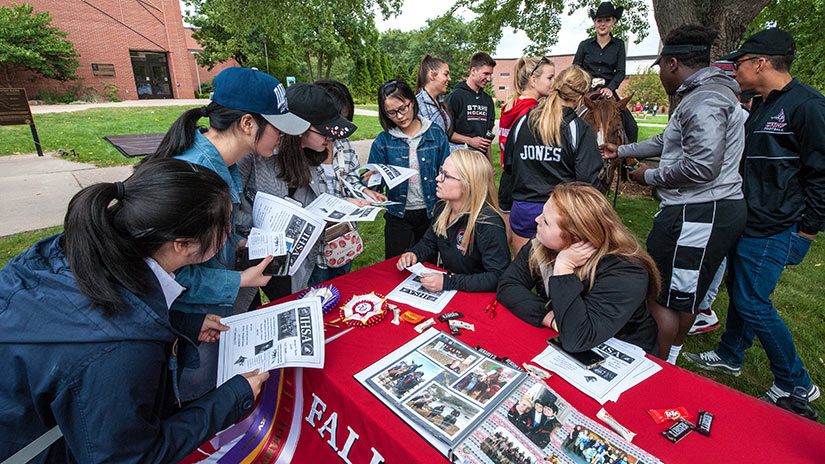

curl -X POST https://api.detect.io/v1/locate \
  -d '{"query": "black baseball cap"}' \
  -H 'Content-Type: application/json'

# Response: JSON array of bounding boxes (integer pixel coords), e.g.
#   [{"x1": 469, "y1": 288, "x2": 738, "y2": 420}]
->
[
  {"x1": 285, "y1": 83, "x2": 357, "y2": 139},
  {"x1": 720, "y1": 28, "x2": 796, "y2": 61}
]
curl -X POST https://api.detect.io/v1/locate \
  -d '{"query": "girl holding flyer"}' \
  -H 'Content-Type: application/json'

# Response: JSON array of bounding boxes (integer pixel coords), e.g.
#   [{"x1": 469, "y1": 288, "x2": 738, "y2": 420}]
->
[
  {"x1": 369, "y1": 79, "x2": 451, "y2": 259},
  {"x1": 396, "y1": 149, "x2": 509, "y2": 292}
]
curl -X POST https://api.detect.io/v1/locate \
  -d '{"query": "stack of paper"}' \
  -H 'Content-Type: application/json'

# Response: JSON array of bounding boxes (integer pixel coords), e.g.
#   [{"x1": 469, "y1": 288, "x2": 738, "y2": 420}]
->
[{"x1": 532, "y1": 337, "x2": 661, "y2": 404}]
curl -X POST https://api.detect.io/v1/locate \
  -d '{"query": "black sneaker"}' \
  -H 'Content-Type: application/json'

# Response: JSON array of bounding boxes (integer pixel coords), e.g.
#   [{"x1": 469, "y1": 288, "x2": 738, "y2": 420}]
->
[{"x1": 775, "y1": 386, "x2": 819, "y2": 421}]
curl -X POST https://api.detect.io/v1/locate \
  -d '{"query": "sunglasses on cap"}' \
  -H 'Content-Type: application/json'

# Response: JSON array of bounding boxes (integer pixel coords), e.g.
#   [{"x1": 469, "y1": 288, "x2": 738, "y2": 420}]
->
[{"x1": 530, "y1": 57, "x2": 551, "y2": 76}]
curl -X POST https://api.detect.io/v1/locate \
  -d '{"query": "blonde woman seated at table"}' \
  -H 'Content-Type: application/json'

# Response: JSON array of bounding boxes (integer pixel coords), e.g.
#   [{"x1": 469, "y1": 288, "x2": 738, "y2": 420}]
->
[
  {"x1": 497, "y1": 183, "x2": 660, "y2": 353},
  {"x1": 396, "y1": 149, "x2": 510, "y2": 293}
]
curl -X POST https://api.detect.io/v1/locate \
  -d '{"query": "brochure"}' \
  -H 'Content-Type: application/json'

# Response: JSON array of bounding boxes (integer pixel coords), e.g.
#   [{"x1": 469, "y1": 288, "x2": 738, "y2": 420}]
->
[{"x1": 251, "y1": 192, "x2": 325, "y2": 276}]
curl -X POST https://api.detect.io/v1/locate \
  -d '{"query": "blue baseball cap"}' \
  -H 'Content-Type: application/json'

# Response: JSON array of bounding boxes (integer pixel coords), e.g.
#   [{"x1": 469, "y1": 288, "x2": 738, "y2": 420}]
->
[{"x1": 212, "y1": 67, "x2": 309, "y2": 135}]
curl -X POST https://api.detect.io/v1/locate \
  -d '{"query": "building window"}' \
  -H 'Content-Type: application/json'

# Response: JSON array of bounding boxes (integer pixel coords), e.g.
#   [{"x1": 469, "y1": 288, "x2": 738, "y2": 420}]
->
[
  {"x1": 500, "y1": 73, "x2": 510, "y2": 77},
  {"x1": 498, "y1": 86, "x2": 505, "y2": 90}
]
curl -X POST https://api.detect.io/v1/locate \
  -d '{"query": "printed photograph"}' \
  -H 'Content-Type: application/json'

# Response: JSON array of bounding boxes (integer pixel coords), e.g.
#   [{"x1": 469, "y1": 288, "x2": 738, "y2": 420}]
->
[
  {"x1": 404, "y1": 382, "x2": 482, "y2": 439},
  {"x1": 418, "y1": 333, "x2": 479, "y2": 376},
  {"x1": 372, "y1": 352, "x2": 442, "y2": 400},
  {"x1": 478, "y1": 426, "x2": 554, "y2": 464},
  {"x1": 506, "y1": 383, "x2": 568, "y2": 449},
  {"x1": 452, "y1": 359, "x2": 520, "y2": 406},
  {"x1": 277, "y1": 311, "x2": 297, "y2": 340},
  {"x1": 561, "y1": 424, "x2": 639, "y2": 464}
]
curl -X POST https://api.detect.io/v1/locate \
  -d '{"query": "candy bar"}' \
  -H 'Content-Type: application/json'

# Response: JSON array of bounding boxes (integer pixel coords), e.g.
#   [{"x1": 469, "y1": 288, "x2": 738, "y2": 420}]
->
[
  {"x1": 648, "y1": 407, "x2": 692, "y2": 424},
  {"x1": 450, "y1": 326, "x2": 461, "y2": 336},
  {"x1": 448, "y1": 320, "x2": 475, "y2": 331},
  {"x1": 596, "y1": 408, "x2": 636, "y2": 443},
  {"x1": 437, "y1": 312, "x2": 464, "y2": 322},
  {"x1": 389, "y1": 303, "x2": 401, "y2": 325},
  {"x1": 400, "y1": 310, "x2": 426, "y2": 324},
  {"x1": 413, "y1": 318, "x2": 435, "y2": 333},
  {"x1": 695, "y1": 410, "x2": 714, "y2": 437},
  {"x1": 661, "y1": 419, "x2": 694, "y2": 443}
]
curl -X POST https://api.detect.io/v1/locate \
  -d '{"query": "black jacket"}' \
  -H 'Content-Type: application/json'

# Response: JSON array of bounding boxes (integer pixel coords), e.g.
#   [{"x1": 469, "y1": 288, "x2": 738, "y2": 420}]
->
[
  {"x1": 741, "y1": 78, "x2": 825, "y2": 237},
  {"x1": 409, "y1": 203, "x2": 510, "y2": 292},
  {"x1": 445, "y1": 81, "x2": 496, "y2": 141},
  {"x1": 497, "y1": 241, "x2": 658, "y2": 354},
  {"x1": 503, "y1": 107, "x2": 602, "y2": 203},
  {"x1": 573, "y1": 36, "x2": 626, "y2": 92}
]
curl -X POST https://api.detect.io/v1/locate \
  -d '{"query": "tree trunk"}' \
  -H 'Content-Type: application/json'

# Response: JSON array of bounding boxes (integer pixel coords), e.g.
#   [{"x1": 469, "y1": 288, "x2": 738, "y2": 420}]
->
[
  {"x1": 652, "y1": 0, "x2": 772, "y2": 112},
  {"x1": 305, "y1": 55, "x2": 315, "y2": 82},
  {"x1": 325, "y1": 53, "x2": 333, "y2": 79},
  {"x1": 316, "y1": 53, "x2": 323, "y2": 83}
]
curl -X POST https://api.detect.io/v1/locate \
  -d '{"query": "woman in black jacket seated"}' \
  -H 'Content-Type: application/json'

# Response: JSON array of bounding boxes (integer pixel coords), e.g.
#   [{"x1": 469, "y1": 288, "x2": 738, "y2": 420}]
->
[
  {"x1": 497, "y1": 182, "x2": 659, "y2": 353},
  {"x1": 396, "y1": 148, "x2": 510, "y2": 292}
]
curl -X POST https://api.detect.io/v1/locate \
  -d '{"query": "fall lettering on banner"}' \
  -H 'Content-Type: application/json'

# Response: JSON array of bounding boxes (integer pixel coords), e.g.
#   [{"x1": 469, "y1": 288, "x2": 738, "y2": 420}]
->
[{"x1": 305, "y1": 393, "x2": 386, "y2": 464}]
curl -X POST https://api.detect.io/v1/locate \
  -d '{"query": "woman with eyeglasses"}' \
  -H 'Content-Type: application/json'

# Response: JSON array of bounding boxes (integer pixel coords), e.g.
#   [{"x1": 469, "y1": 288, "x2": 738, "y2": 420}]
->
[
  {"x1": 236, "y1": 83, "x2": 359, "y2": 308},
  {"x1": 502, "y1": 65, "x2": 602, "y2": 256},
  {"x1": 0, "y1": 159, "x2": 269, "y2": 463},
  {"x1": 369, "y1": 79, "x2": 451, "y2": 259},
  {"x1": 396, "y1": 149, "x2": 509, "y2": 292},
  {"x1": 499, "y1": 56, "x2": 556, "y2": 244}
]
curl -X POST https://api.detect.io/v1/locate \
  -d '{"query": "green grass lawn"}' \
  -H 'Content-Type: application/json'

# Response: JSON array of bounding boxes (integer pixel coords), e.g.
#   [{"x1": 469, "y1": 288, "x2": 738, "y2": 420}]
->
[
  {"x1": 634, "y1": 114, "x2": 668, "y2": 125},
  {"x1": 355, "y1": 104, "x2": 379, "y2": 112},
  {"x1": 0, "y1": 107, "x2": 381, "y2": 166}
]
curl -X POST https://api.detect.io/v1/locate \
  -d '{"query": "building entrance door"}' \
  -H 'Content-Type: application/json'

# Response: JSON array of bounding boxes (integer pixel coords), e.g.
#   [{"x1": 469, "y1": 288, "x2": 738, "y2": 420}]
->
[{"x1": 130, "y1": 51, "x2": 173, "y2": 99}]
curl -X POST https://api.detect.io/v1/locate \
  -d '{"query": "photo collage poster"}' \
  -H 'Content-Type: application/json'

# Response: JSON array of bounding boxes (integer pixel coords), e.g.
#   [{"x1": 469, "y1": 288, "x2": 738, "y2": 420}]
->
[
  {"x1": 454, "y1": 376, "x2": 663, "y2": 464},
  {"x1": 355, "y1": 329, "x2": 527, "y2": 452}
]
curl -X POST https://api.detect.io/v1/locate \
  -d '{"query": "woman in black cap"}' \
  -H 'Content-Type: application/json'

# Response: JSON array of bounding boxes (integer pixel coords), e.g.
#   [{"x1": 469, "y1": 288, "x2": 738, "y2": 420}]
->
[
  {"x1": 235, "y1": 83, "x2": 360, "y2": 306},
  {"x1": 573, "y1": 1, "x2": 638, "y2": 143}
]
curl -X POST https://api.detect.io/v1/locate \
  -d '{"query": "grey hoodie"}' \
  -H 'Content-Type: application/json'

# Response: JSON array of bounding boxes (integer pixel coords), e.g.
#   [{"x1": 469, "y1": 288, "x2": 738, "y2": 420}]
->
[{"x1": 619, "y1": 67, "x2": 744, "y2": 206}]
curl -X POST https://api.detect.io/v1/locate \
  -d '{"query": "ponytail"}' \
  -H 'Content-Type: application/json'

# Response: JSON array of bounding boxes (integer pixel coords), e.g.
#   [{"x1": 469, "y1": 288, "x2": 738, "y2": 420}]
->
[
  {"x1": 64, "y1": 158, "x2": 232, "y2": 316},
  {"x1": 528, "y1": 65, "x2": 590, "y2": 146},
  {"x1": 144, "y1": 102, "x2": 269, "y2": 162},
  {"x1": 415, "y1": 54, "x2": 448, "y2": 94},
  {"x1": 504, "y1": 56, "x2": 553, "y2": 111}
]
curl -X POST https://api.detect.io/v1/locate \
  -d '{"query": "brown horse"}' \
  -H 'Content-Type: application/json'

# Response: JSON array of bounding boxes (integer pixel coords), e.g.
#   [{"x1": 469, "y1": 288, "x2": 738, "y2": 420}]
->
[{"x1": 580, "y1": 93, "x2": 634, "y2": 205}]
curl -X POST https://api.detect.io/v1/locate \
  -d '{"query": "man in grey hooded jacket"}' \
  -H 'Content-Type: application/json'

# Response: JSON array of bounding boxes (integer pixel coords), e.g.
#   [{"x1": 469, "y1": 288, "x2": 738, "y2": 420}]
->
[{"x1": 601, "y1": 25, "x2": 746, "y2": 363}]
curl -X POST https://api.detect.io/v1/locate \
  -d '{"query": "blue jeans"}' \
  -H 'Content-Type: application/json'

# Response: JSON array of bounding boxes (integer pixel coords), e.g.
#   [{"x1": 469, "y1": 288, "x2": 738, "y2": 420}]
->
[
  {"x1": 307, "y1": 262, "x2": 352, "y2": 287},
  {"x1": 716, "y1": 225, "x2": 814, "y2": 391}
]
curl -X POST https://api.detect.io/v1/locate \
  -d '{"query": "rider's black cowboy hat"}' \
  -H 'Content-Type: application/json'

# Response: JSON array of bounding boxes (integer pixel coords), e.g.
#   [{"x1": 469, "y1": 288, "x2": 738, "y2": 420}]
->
[{"x1": 590, "y1": 2, "x2": 623, "y2": 20}]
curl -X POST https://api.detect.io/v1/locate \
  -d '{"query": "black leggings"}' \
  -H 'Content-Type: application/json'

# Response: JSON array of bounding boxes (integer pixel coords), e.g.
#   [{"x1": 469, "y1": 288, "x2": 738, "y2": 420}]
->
[{"x1": 384, "y1": 209, "x2": 431, "y2": 260}]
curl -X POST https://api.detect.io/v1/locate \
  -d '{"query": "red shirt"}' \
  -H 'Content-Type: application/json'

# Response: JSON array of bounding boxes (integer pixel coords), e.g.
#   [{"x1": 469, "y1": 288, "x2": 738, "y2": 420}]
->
[{"x1": 499, "y1": 98, "x2": 539, "y2": 167}]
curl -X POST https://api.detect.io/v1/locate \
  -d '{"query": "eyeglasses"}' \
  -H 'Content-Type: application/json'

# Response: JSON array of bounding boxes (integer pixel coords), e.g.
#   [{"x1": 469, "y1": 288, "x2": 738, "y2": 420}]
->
[
  {"x1": 385, "y1": 100, "x2": 412, "y2": 119},
  {"x1": 437, "y1": 168, "x2": 461, "y2": 182},
  {"x1": 733, "y1": 56, "x2": 764, "y2": 71},
  {"x1": 530, "y1": 56, "x2": 551, "y2": 76},
  {"x1": 307, "y1": 127, "x2": 331, "y2": 139}
]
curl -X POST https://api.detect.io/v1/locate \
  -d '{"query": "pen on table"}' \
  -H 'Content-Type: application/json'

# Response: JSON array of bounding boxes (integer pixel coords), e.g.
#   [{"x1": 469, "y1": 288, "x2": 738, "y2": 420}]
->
[
  {"x1": 489, "y1": 300, "x2": 497, "y2": 319},
  {"x1": 483, "y1": 296, "x2": 497, "y2": 313}
]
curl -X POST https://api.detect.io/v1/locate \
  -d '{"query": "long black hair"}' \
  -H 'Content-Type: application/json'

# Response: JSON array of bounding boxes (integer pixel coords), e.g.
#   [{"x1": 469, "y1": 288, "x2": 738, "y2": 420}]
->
[
  {"x1": 143, "y1": 102, "x2": 269, "y2": 162},
  {"x1": 274, "y1": 135, "x2": 327, "y2": 188},
  {"x1": 377, "y1": 79, "x2": 419, "y2": 131},
  {"x1": 64, "y1": 158, "x2": 232, "y2": 316}
]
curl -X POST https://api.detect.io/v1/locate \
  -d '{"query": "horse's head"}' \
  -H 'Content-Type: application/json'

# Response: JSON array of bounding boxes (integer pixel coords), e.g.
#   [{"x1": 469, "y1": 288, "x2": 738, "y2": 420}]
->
[{"x1": 582, "y1": 93, "x2": 634, "y2": 146}]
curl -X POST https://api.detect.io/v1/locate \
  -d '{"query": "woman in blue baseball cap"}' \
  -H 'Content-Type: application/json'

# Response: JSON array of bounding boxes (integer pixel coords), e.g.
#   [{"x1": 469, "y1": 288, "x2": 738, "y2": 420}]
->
[{"x1": 143, "y1": 66, "x2": 310, "y2": 400}]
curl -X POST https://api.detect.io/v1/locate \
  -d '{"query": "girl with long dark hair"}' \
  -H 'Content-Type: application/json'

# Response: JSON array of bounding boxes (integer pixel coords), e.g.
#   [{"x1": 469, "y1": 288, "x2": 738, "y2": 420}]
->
[
  {"x1": 415, "y1": 55, "x2": 460, "y2": 151},
  {"x1": 369, "y1": 79, "x2": 451, "y2": 259},
  {"x1": 0, "y1": 159, "x2": 269, "y2": 463}
]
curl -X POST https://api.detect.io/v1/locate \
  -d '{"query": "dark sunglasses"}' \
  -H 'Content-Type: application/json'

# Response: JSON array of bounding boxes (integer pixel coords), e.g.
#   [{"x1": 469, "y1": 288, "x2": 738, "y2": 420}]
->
[
  {"x1": 733, "y1": 56, "x2": 764, "y2": 71},
  {"x1": 530, "y1": 57, "x2": 551, "y2": 76}
]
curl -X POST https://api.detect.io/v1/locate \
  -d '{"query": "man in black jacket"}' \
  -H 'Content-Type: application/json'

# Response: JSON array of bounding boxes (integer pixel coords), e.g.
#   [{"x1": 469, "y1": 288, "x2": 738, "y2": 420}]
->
[
  {"x1": 685, "y1": 28, "x2": 825, "y2": 420},
  {"x1": 445, "y1": 52, "x2": 497, "y2": 166}
]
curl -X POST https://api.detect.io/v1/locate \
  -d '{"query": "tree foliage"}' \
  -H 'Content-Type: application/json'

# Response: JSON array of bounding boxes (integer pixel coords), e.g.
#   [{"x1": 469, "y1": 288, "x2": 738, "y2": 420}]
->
[
  {"x1": 748, "y1": 0, "x2": 825, "y2": 90},
  {"x1": 445, "y1": 0, "x2": 651, "y2": 55},
  {"x1": 624, "y1": 68, "x2": 667, "y2": 107},
  {"x1": 0, "y1": 2, "x2": 79, "y2": 88}
]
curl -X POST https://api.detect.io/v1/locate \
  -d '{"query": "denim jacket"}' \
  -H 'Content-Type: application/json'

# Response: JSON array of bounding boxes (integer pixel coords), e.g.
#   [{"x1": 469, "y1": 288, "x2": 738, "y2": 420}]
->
[{"x1": 368, "y1": 118, "x2": 450, "y2": 218}]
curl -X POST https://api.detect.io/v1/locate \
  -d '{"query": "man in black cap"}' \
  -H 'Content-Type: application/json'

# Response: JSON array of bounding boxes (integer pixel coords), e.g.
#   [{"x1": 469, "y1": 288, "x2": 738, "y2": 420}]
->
[
  {"x1": 685, "y1": 28, "x2": 825, "y2": 421},
  {"x1": 573, "y1": 1, "x2": 638, "y2": 142}
]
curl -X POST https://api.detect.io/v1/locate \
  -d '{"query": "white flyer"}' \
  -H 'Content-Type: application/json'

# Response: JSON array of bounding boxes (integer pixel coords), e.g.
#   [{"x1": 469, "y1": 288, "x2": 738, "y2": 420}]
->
[
  {"x1": 305, "y1": 193, "x2": 382, "y2": 222},
  {"x1": 386, "y1": 272, "x2": 457, "y2": 314},
  {"x1": 363, "y1": 163, "x2": 418, "y2": 189},
  {"x1": 251, "y1": 192, "x2": 325, "y2": 276},
  {"x1": 216, "y1": 298, "x2": 325, "y2": 387},
  {"x1": 532, "y1": 337, "x2": 661, "y2": 404},
  {"x1": 404, "y1": 262, "x2": 443, "y2": 278},
  {"x1": 246, "y1": 228, "x2": 287, "y2": 260},
  {"x1": 342, "y1": 177, "x2": 401, "y2": 206}
]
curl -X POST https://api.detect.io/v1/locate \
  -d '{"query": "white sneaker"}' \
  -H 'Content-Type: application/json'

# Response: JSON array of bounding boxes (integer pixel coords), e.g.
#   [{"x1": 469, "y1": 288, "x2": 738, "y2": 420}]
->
[
  {"x1": 689, "y1": 309, "x2": 720, "y2": 335},
  {"x1": 683, "y1": 350, "x2": 741, "y2": 376},
  {"x1": 762, "y1": 382, "x2": 820, "y2": 404}
]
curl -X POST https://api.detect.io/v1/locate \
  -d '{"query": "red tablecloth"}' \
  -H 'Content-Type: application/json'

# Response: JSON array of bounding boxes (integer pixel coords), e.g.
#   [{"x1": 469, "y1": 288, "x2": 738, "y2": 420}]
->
[{"x1": 191, "y1": 259, "x2": 825, "y2": 463}]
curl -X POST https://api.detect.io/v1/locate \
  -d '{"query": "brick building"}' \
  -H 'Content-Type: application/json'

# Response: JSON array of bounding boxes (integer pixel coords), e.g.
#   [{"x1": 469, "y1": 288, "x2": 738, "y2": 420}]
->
[
  {"x1": 491, "y1": 54, "x2": 658, "y2": 103},
  {"x1": 3, "y1": 0, "x2": 235, "y2": 101}
]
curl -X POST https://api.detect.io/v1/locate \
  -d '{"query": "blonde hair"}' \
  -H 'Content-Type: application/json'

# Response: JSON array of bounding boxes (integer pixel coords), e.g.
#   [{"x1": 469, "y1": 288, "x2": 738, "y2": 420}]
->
[
  {"x1": 503, "y1": 56, "x2": 555, "y2": 111},
  {"x1": 433, "y1": 149, "x2": 503, "y2": 254},
  {"x1": 528, "y1": 65, "x2": 590, "y2": 146},
  {"x1": 528, "y1": 182, "x2": 661, "y2": 298}
]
